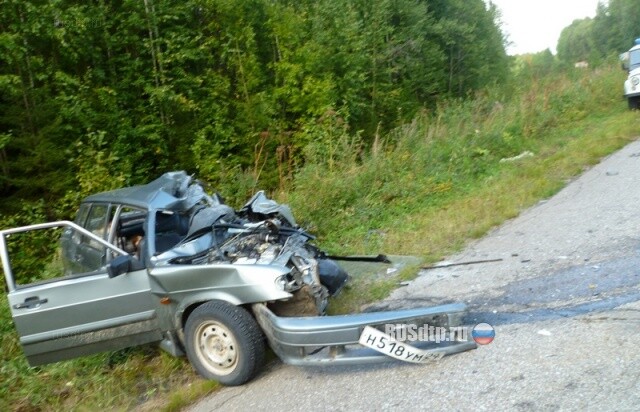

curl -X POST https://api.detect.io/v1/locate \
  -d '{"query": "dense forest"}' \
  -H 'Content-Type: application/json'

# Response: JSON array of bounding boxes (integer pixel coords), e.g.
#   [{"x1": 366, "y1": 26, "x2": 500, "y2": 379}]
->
[
  {"x1": 0, "y1": 0, "x2": 635, "y2": 221},
  {"x1": 1, "y1": 0, "x2": 510, "y2": 218},
  {"x1": 557, "y1": 0, "x2": 640, "y2": 65}
]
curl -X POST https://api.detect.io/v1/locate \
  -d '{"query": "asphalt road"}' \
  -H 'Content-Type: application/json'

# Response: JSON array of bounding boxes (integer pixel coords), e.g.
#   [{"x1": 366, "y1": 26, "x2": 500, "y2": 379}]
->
[{"x1": 188, "y1": 140, "x2": 640, "y2": 411}]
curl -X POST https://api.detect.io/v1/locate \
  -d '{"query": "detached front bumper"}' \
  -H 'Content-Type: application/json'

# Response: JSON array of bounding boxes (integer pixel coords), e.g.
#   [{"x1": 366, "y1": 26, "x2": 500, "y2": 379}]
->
[{"x1": 252, "y1": 303, "x2": 476, "y2": 366}]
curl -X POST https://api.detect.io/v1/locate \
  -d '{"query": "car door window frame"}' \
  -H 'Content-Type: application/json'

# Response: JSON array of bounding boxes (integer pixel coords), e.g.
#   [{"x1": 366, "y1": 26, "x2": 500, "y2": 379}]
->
[
  {"x1": 110, "y1": 205, "x2": 147, "y2": 261},
  {"x1": 1, "y1": 221, "x2": 130, "y2": 292}
]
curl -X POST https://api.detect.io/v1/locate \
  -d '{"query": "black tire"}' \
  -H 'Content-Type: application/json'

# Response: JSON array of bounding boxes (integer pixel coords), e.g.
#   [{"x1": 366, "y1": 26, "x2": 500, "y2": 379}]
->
[
  {"x1": 184, "y1": 301, "x2": 265, "y2": 386},
  {"x1": 628, "y1": 97, "x2": 639, "y2": 110}
]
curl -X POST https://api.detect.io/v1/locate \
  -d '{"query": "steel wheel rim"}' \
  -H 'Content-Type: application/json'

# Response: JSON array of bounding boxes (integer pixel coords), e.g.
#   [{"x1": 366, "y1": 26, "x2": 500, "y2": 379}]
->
[{"x1": 194, "y1": 321, "x2": 239, "y2": 376}]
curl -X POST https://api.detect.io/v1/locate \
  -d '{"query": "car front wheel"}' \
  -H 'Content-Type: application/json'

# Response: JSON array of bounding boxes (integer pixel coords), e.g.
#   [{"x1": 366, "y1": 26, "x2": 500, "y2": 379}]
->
[{"x1": 184, "y1": 300, "x2": 265, "y2": 386}]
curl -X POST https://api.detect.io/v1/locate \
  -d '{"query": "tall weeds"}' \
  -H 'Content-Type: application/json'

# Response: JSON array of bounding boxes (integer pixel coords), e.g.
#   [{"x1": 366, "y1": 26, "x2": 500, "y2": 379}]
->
[{"x1": 286, "y1": 63, "x2": 633, "y2": 255}]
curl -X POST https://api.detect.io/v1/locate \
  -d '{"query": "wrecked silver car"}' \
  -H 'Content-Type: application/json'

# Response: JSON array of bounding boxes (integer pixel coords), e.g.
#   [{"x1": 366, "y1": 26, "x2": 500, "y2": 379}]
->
[{"x1": 1, "y1": 172, "x2": 475, "y2": 385}]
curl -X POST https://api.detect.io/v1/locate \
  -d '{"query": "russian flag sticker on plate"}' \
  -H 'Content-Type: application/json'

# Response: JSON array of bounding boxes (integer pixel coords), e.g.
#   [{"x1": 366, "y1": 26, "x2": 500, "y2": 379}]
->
[{"x1": 471, "y1": 323, "x2": 495, "y2": 345}]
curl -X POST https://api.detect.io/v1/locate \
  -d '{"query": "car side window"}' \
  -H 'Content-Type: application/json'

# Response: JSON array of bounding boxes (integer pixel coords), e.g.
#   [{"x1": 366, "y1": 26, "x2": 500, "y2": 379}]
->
[
  {"x1": 12, "y1": 222, "x2": 109, "y2": 287},
  {"x1": 71, "y1": 204, "x2": 90, "y2": 244},
  {"x1": 114, "y1": 206, "x2": 147, "y2": 259},
  {"x1": 8, "y1": 204, "x2": 149, "y2": 288},
  {"x1": 75, "y1": 204, "x2": 90, "y2": 226},
  {"x1": 154, "y1": 211, "x2": 188, "y2": 255},
  {"x1": 61, "y1": 204, "x2": 112, "y2": 274},
  {"x1": 83, "y1": 205, "x2": 108, "y2": 243}
]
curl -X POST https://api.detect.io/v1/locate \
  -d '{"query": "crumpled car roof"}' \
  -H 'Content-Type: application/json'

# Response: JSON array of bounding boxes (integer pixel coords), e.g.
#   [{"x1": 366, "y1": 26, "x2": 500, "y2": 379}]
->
[{"x1": 82, "y1": 171, "x2": 210, "y2": 211}]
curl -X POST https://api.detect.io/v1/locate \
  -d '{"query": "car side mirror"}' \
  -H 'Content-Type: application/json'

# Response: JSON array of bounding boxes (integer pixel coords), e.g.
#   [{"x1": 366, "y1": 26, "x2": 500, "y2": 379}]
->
[{"x1": 107, "y1": 255, "x2": 144, "y2": 278}]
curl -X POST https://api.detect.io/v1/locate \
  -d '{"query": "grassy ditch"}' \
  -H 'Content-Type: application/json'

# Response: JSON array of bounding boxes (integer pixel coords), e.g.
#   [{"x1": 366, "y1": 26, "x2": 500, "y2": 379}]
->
[
  {"x1": 1, "y1": 64, "x2": 638, "y2": 411},
  {"x1": 294, "y1": 65, "x2": 638, "y2": 313},
  {"x1": 324, "y1": 109, "x2": 639, "y2": 314}
]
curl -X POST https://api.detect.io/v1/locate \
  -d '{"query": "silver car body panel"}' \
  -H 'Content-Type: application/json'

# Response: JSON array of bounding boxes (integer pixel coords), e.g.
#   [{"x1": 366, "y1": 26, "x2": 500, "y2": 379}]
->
[{"x1": 253, "y1": 303, "x2": 476, "y2": 365}]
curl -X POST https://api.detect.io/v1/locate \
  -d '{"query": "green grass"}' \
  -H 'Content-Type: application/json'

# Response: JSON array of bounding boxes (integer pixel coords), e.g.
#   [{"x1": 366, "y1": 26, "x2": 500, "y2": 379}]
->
[
  {"x1": 292, "y1": 64, "x2": 638, "y2": 313},
  {"x1": 1, "y1": 63, "x2": 638, "y2": 410},
  {"x1": 325, "y1": 108, "x2": 639, "y2": 313},
  {"x1": 287, "y1": 65, "x2": 637, "y2": 257}
]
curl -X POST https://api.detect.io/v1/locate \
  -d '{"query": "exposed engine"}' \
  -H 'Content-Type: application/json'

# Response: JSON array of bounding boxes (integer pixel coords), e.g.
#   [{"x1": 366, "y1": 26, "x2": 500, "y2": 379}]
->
[
  {"x1": 205, "y1": 223, "x2": 332, "y2": 315},
  {"x1": 159, "y1": 187, "x2": 349, "y2": 316}
]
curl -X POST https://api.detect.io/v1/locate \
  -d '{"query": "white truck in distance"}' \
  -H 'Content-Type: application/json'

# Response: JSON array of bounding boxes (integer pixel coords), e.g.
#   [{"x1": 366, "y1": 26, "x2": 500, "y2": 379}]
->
[{"x1": 622, "y1": 38, "x2": 640, "y2": 109}]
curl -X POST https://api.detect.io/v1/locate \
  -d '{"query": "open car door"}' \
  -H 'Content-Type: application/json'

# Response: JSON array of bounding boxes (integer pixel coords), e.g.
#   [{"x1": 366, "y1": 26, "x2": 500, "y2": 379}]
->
[{"x1": 0, "y1": 220, "x2": 162, "y2": 366}]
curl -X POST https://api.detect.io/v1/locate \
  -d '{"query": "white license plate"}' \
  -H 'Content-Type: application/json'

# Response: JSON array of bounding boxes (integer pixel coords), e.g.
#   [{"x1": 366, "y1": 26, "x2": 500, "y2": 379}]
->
[{"x1": 358, "y1": 326, "x2": 445, "y2": 363}]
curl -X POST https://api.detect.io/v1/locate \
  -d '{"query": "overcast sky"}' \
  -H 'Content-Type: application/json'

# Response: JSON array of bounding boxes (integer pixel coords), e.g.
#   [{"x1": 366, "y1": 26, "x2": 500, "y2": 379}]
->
[{"x1": 486, "y1": 0, "x2": 604, "y2": 55}]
